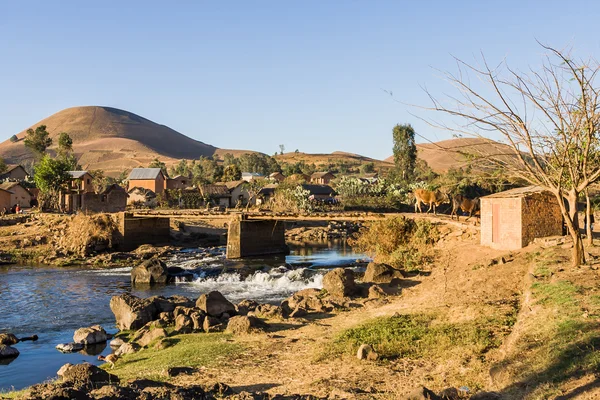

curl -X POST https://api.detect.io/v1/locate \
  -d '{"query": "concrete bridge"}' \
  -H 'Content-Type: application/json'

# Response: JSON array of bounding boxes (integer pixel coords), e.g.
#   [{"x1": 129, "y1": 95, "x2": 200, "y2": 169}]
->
[{"x1": 226, "y1": 214, "x2": 288, "y2": 259}]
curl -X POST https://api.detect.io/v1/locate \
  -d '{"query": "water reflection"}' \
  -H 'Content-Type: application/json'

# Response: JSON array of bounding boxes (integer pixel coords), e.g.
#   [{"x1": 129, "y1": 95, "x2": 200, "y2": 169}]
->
[{"x1": 0, "y1": 242, "x2": 366, "y2": 391}]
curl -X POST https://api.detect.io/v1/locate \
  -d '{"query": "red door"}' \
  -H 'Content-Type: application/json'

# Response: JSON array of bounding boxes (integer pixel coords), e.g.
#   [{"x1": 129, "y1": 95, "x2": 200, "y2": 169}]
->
[{"x1": 492, "y1": 203, "x2": 500, "y2": 243}]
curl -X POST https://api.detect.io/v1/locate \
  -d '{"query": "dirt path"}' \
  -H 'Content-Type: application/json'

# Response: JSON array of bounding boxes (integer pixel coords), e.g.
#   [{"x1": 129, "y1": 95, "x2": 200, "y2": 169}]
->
[{"x1": 174, "y1": 223, "x2": 534, "y2": 398}]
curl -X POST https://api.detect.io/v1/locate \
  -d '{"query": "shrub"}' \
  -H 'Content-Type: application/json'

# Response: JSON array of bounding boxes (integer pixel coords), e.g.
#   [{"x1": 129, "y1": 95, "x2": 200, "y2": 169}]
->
[{"x1": 348, "y1": 216, "x2": 439, "y2": 270}]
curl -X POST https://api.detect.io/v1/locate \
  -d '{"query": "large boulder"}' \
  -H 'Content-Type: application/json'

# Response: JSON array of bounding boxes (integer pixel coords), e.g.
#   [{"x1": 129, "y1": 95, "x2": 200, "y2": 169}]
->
[
  {"x1": 109, "y1": 294, "x2": 158, "y2": 330},
  {"x1": 196, "y1": 291, "x2": 236, "y2": 317},
  {"x1": 73, "y1": 325, "x2": 108, "y2": 345},
  {"x1": 0, "y1": 344, "x2": 19, "y2": 358},
  {"x1": 131, "y1": 258, "x2": 168, "y2": 285},
  {"x1": 363, "y1": 262, "x2": 403, "y2": 283},
  {"x1": 0, "y1": 333, "x2": 18, "y2": 345},
  {"x1": 174, "y1": 314, "x2": 194, "y2": 334},
  {"x1": 115, "y1": 342, "x2": 140, "y2": 356},
  {"x1": 322, "y1": 268, "x2": 358, "y2": 298},
  {"x1": 60, "y1": 362, "x2": 119, "y2": 389},
  {"x1": 226, "y1": 316, "x2": 269, "y2": 334},
  {"x1": 151, "y1": 295, "x2": 195, "y2": 313}
]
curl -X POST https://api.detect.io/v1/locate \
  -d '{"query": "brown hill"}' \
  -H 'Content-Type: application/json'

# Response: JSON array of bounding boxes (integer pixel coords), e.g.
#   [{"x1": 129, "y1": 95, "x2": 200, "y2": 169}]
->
[
  {"x1": 275, "y1": 151, "x2": 393, "y2": 170},
  {"x1": 386, "y1": 138, "x2": 514, "y2": 173},
  {"x1": 0, "y1": 106, "x2": 217, "y2": 174}
]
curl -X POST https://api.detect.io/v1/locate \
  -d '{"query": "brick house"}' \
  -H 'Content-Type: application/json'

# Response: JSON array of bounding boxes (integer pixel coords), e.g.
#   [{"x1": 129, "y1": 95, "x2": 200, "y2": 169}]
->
[
  {"x1": 0, "y1": 182, "x2": 32, "y2": 208},
  {"x1": 0, "y1": 165, "x2": 29, "y2": 181},
  {"x1": 215, "y1": 180, "x2": 250, "y2": 207},
  {"x1": 269, "y1": 172, "x2": 285, "y2": 182},
  {"x1": 302, "y1": 184, "x2": 337, "y2": 201},
  {"x1": 128, "y1": 168, "x2": 166, "y2": 194},
  {"x1": 0, "y1": 188, "x2": 12, "y2": 211},
  {"x1": 311, "y1": 172, "x2": 336, "y2": 185},
  {"x1": 480, "y1": 186, "x2": 563, "y2": 250},
  {"x1": 82, "y1": 184, "x2": 128, "y2": 213},
  {"x1": 166, "y1": 175, "x2": 192, "y2": 190},
  {"x1": 128, "y1": 187, "x2": 158, "y2": 208},
  {"x1": 62, "y1": 171, "x2": 96, "y2": 212}
]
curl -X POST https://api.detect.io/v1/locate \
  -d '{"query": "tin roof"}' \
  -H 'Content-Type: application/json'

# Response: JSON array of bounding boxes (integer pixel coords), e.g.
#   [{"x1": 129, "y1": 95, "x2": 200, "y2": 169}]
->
[
  {"x1": 482, "y1": 186, "x2": 551, "y2": 199},
  {"x1": 128, "y1": 168, "x2": 164, "y2": 180},
  {"x1": 68, "y1": 171, "x2": 90, "y2": 179}
]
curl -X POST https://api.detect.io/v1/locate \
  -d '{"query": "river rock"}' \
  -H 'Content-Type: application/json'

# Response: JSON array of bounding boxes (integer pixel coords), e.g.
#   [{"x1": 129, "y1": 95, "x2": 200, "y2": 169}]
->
[
  {"x1": 131, "y1": 258, "x2": 168, "y2": 285},
  {"x1": 226, "y1": 315, "x2": 269, "y2": 334},
  {"x1": 368, "y1": 284, "x2": 387, "y2": 299},
  {"x1": 322, "y1": 268, "x2": 358, "y2": 298},
  {"x1": 110, "y1": 293, "x2": 158, "y2": 330},
  {"x1": 0, "y1": 333, "x2": 18, "y2": 345},
  {"x1": 0, "y1": 344, "x2": 19, "y2": 358},
  {"x1": 56, "y1": 342, "x2": 84, "y2": 353},
  {"x1": 115, "y1": 342, "x2": 140, "y2": 356},
  {"x1": 196, "y1": 291, "x2": 236, "y2": 317},
  {"x1": 73, "y1": 325, "x2": 108, "y2": 344},
  {"x1": 174, "y1": 314, "x2": 194, "y2": 334},
  {"x1": 137, "y1": 328, "x2": 167, "y2": 347},
  {"x1": 363, "y1": 262, "x2": 403, "y2": 283},
  {"x1": 109, "y1": 338, "x2": 125, "y2": 348},
  {"x1": 60, "y1": 362, "x2": 120, "y2": 389},
  {"x1": 25, "y1": 382, "x2": 89, "y2": 400},
  {"x1": 57, "y1": 363, "x2": 73, "y2": 377},
  {"x1": 403, "y1": 386, "x2": 441, "y2": 400},
  {"x1": 152, "y1": 295, "x2": 195, "y2": 313},
  {"x1": 203, "y1": 316, "x2": 224, "y2": 332},
  {"x1": 235, "y1": 299, "x2": 259, "y2": 316}
]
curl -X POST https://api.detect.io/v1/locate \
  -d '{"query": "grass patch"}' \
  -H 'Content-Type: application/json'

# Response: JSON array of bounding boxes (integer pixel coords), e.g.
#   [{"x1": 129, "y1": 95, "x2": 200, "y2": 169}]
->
[
  {"x1": 323, "y1": 313, "x2": 500, "y2": 361},
  {"x1": 106, "y1": 332, "x2": 243, "y2": 381},
  {"x1": 531, "y1": 280, "x2": 579, "y2": 311}
]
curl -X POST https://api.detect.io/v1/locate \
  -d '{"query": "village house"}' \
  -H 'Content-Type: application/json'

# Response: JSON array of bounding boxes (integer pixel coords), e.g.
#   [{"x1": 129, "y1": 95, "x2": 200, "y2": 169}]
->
[
  {"x1": 241, "y1": 172, "x2": 264, "y2": 182},
  {"x1": 215, "y1": 180, "x2": 250, "y2": 207},
  {"x1": 0, "y1": 188, "x2": 12, "y2": 212},
  {"x1": 81, "y1": 184, "x2": 128, "y2": 213},
  {"x1": 128, "y1": 168, "x2": 166, "y2": 194},
  {"x1": 0, "y1": 165, "x2": 29, "y2": 181},
  {"x1": 128, "y1": 187, "x2": 158, "y2": 208},
  {"x1": 268, "y1": 172, "x2": 285, "y2": 182},
  {"x1": 310, "y1": 171, "x2": 336, "y2": 185},
  {"x1": 0, "y1": 182, "x2": 32, "y2": 208},
  {"x1": 166, "y1": 175, "x2": 192, "y2": 190},
  {"x1": 200, "y1": 184, "x2": 231, "y2": 208},
  {"x1": 480, "y1": 186, "x2": 563, "y2": 250},
  {"x1": 302, "y1": 184, "x2": 337, "y2": 201},
  {"x1": 62, "y1": 171, "x2": 95, "y2": 212}
]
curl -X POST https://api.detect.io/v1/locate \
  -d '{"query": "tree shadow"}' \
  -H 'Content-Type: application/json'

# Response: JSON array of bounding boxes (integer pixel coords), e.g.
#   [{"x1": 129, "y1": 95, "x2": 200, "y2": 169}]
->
[
  {"x1": 495, "y1": 320, "x2": 600, "y2": 398},
  {"x1": 231, "y1": 383, "x2": 280, "y2": 392}
]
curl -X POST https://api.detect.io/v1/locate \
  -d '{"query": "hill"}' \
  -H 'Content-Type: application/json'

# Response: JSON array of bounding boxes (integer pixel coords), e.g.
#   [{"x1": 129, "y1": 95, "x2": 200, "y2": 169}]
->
[
  {"x1": 274, "y1": 151, "x2": 393, "y2": 171},
  {"x1": 0, "y1": 106, "x2": 217, "y2": 174},
  {"x1": 386, "y1": 137, "x2": 514, "y2": 173}
]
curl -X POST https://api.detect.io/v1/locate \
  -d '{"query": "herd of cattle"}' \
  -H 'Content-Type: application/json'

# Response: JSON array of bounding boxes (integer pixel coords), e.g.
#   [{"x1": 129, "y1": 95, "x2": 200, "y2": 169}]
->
[{"x1": 413, "y1": 188, "x2": 480, "y2": 221}]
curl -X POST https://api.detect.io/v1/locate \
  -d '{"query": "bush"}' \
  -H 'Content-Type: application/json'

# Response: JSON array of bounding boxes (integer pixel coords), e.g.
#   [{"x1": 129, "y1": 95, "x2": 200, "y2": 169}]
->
[
  {"x1": 349, "y1": 216, "x2": 439, "y2": 270},
  {"x1": 9, "y1": 135, "x2": 18, "y2": 143}
]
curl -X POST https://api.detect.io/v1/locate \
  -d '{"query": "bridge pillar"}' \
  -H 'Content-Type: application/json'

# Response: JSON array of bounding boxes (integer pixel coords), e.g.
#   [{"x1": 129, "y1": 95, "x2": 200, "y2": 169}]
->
[{"x1": 226, "y1": 215, "x2": 288, "y2": 258}]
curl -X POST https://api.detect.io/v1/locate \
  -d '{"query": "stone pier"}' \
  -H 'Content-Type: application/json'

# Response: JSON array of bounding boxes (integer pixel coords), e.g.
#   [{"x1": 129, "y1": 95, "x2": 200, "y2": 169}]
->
[{"x1": 226, "y1": 215, "x2": 288, "y2": 258}]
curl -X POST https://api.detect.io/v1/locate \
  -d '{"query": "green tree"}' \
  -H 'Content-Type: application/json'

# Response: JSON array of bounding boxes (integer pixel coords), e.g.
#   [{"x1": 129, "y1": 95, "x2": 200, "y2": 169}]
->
[
  {"x1": 34, "y1": 155, "x2": 72, "y2": 209},
  {"x1": 9, "y1": 135, "x2": 18, "y2": 143},
  {"x1": 57, "y1": 132, "x2": 73, "y2": 155},
  {"x1": 360, "y1": 162, "x2": 375, "y2": 174},
  {"x1": 148, "y1": 158, "x2": 169, "y2": 177},
  {"x1": 392, "y1": 124, "x2": 417, "y2": 182},
  {"x1": 222, "y1": 164, "x2": 242, "y2": 182},
  {"x1": 24, "y1": 125, "x2": 52, "y2": 157}
]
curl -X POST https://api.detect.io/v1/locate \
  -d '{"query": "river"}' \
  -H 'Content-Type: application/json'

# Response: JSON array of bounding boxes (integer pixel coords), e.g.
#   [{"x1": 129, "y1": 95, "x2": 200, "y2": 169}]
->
[{"x1": 0, "y1": 242, "x2": 365, "y2": 392}]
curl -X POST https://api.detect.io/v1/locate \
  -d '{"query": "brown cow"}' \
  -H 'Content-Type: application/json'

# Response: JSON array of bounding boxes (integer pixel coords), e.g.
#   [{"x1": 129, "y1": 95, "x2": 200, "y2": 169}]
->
[
  {"x1": 413, "y1": 189, "x2": 448, "y2": 215},
  {"x1": 450, "y1": 194, "x2": 480, "y2": 221}
]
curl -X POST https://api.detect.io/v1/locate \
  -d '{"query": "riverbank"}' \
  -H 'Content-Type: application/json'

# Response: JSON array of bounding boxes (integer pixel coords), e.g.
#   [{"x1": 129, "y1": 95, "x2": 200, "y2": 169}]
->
[{"x1": 4, "y1": 215, "x2": 599, "y2": 399}]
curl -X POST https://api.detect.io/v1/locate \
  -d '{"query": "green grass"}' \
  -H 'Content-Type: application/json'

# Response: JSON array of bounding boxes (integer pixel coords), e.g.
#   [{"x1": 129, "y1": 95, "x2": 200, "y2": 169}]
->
[
  {"x1": 531, "y1": 280, "x2": 580, "y2": 312},
  {"x1": 105, "y1": 332, "x2": 243, "y2": 381},
  {"x1": 323, "y1": 313, "x2": 501, "y2": 361}
]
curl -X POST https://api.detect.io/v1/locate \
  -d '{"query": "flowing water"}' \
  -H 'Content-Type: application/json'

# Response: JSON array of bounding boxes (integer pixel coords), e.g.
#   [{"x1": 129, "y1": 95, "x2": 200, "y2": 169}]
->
[{"x1": 0, "y1": 242, "x2": 366, "y2": 392}]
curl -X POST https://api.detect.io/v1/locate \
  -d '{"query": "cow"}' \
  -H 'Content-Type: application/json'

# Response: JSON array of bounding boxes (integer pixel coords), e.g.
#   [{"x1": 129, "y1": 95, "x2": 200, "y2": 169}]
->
[
  {"x1": 413, "y1": 189, "x2": 449, "y2": 215},
  {"x1": 450, "y1": 194, "x2": 480, "y2": 221}
]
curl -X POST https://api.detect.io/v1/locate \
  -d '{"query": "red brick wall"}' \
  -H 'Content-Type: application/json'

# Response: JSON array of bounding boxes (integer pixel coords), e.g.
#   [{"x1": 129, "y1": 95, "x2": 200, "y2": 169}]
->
[{"x1": 521, "y1": 193, "x2": 563, "y2": 247}]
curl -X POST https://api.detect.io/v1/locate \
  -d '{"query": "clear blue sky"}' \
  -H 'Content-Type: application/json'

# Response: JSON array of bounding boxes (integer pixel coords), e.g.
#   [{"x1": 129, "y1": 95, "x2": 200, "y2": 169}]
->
[{"x1": 1, "y1": 1, "x2": 599, "y2": 160}]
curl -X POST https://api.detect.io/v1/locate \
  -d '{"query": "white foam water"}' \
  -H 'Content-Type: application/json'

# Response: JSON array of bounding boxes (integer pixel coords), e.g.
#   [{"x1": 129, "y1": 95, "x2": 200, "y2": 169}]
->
[{"x1": 178, "y1": 267, "x2": 324, "y2": 303}]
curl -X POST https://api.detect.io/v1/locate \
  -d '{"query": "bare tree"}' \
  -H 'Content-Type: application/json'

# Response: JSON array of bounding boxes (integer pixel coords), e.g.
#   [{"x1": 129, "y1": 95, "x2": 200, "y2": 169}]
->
[{"x1": 423, "y1": 44, "x2": 600, "y2": 267}]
